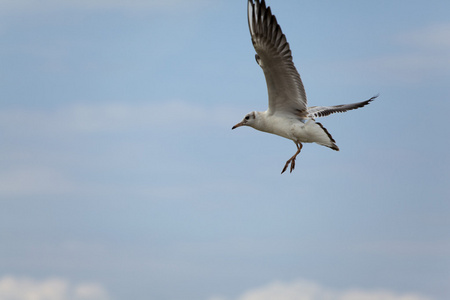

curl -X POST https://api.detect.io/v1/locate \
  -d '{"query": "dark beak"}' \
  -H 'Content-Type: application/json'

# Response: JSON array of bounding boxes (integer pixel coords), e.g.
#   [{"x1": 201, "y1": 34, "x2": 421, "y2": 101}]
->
[{"x1": 232, "y1": 122, "x2": 244, "y2": 130}]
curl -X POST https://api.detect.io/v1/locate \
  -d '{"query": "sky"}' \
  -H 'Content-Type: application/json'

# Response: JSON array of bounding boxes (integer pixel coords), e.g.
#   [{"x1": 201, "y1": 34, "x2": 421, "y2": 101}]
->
[{"x1": 0, "y1": 0, "x2": 449, "y2": 299}]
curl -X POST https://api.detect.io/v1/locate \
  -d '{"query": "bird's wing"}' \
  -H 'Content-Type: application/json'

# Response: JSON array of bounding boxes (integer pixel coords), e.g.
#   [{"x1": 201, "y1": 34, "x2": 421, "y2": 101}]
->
[
  {"x1": 248, "y1": 0, "x2": 307, "y2": 116},
  {"x1": 307, "y1": 95, "x2": 378, "y2": 119}
]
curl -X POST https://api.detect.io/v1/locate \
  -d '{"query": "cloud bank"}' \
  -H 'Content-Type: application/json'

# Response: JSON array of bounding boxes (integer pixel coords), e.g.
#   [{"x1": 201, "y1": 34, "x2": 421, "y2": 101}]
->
[
  {"x1": 210, "y1": 279, "x2": 433, "y2": 300},
  {"x1": 0, "y1": 276, "x2": 109, "y2": 300}
]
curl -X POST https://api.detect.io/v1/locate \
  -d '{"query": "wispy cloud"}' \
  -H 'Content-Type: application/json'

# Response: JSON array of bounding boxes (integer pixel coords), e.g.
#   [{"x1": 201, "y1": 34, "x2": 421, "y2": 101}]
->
[
  {"x1": 344, "y1": 23, "x2": 450, "y2": 85},
  {"x1": 0, "y1": 276, "x2": 109, "y2": 300},
  {"x1": 0, "y1": 167, "x2": 74, "y2": 197},
  {"x1": 0, "y1": 101, "x2": 238, "y2": 135},
  {"x1": 355, "y1": 240, "x2": 450, "y2": 257},
  {"x1": 210, "y1": 279, "x2": 433, "y2": 300},
  {"x1": 399, "y1": 23, "x2": 450, "y2": 51},
  {"x1": 0, "y1": 101, "x2": 240, "y2": 197},
  {"x1": 0, "y1": 0, "x2": 211, "y2": 15}
]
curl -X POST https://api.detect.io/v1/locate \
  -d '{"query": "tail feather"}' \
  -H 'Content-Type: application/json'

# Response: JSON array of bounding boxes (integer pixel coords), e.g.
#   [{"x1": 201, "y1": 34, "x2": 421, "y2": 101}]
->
[
  {"x1": 305, "y1": 120, "x2": 339, "y2": 151},
  {"x1": 316, "y1": 122, "x2": 339, "y2": 151}
]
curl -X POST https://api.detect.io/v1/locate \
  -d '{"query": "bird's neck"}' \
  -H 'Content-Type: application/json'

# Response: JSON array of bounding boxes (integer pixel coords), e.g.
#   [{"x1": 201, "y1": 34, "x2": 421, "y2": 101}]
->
[{"x1": 252, "y1": 111, "x2": 269, "y2": 132}]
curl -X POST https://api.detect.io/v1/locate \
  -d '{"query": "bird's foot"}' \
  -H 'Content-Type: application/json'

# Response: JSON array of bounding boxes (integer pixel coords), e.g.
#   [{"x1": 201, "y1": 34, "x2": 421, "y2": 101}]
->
[
  {"x1": 281, "y1": 142, "x2": 302, "y2": 174},
  {"x1": 281, "y1": 157, "x2": 296, "y2": 174}
]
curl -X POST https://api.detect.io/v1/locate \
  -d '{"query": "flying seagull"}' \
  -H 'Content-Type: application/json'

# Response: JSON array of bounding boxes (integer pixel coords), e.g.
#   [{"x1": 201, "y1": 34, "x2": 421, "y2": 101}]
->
[{"x1": 232, "y1": 0, "x2": 377, "y2": 174}]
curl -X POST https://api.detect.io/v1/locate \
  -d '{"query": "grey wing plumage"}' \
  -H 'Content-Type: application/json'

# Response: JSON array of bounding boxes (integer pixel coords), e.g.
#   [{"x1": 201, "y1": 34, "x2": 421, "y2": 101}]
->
[
  {"x1": 307, "y1": 95, "x2": 378, "y2": 118},
  {"x1": 248, "y1": 0, "x2": 307, "y2": 116}
]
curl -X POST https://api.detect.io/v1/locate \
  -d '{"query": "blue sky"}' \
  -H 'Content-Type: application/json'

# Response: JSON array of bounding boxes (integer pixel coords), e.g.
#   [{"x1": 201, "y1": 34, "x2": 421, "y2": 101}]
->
[{"x1": 1, "y1": 0, "x2": 449, "y2": 300}]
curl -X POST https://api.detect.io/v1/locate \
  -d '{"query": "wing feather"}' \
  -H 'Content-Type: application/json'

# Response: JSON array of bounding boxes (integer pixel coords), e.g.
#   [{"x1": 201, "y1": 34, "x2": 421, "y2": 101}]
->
[
  {"x1": 307, "y1": 95, "x2": 378, "y2": 118},
  {"x1": 248, "y1": 0, "x2": 307, "y2": 116}
]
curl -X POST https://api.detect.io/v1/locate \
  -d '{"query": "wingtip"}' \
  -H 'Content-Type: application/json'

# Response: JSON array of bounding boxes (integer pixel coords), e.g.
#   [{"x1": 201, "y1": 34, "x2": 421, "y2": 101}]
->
[{"x1": 369, "y1": 94, "x2": 380, "y2": 102}]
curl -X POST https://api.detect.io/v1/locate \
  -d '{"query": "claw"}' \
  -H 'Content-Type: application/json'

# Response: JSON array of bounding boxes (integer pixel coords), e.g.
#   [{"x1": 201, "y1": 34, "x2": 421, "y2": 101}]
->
[
  {"x1": 290, "y1": 158, "x2": 295, "y2": 173},
  {"x1": 281, "y1": 157, "x2": 295, "y2": 174}
]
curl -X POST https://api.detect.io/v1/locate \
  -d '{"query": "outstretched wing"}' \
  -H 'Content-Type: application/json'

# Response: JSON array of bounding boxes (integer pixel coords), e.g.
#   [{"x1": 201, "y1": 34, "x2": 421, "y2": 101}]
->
[
  {"x1": 248, "y1": 0, "x2": 307, "y2": 116},
  {"x1": 307, "y1": 95, "x2": 378, "y2": 119}
]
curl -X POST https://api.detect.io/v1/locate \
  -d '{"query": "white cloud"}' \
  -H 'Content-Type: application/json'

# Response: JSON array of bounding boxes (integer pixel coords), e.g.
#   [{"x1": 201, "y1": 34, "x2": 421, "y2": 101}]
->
[
  {"x1": 210, "y1": 279, "x2": 433, "y2": 300},
  {"x1": 0, "y1": 276, "x2": 109, "y2": 300}
]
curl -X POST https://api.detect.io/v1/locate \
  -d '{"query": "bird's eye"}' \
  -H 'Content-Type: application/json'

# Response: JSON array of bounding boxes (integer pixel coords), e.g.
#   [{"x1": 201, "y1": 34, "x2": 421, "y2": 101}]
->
[{"x1": 245, "y1": 116, "x2": 250, "y2": 120}]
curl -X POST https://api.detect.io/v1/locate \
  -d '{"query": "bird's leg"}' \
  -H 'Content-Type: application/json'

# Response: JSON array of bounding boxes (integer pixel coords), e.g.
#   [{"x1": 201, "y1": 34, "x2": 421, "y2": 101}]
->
[{"x1": 281, "y1": 142, "x2": 303, "y2": 174}]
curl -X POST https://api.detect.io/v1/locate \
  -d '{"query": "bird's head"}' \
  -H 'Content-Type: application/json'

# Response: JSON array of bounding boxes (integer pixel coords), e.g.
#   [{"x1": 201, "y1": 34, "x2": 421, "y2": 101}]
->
[{"x1": 232, "y1": 111, "x2": 258, "y2": 130}]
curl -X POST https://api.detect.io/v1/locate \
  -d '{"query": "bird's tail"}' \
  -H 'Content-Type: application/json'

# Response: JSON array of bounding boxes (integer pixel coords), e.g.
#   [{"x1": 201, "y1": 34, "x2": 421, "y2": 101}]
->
[{"x1": 304, "y1": 120, "x2": 339, "y2": 151}]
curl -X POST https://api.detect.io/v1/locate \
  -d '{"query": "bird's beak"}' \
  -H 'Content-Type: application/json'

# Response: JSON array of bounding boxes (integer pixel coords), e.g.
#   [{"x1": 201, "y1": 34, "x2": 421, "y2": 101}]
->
[{"x1": 232, "y1": 122, "x2": 244, "y2": 130}]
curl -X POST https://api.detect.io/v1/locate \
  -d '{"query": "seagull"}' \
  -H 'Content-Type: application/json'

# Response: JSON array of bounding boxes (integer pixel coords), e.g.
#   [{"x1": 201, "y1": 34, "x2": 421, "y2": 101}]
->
[{"x1": 232, "y1": 0, "x2": 377, "y2": 174}]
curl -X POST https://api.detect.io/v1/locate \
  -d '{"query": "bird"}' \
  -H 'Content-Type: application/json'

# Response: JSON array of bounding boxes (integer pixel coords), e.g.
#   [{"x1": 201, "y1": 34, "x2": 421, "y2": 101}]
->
[{"x1": 232, "y1": 0, "x2": 377, "y2": 174}]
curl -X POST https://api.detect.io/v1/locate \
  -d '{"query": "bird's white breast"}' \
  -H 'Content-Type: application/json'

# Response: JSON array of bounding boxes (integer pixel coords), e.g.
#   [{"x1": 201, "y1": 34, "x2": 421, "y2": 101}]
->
[{"x1": 255, "y1": 112, "x2": 308, "y2": 142}]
